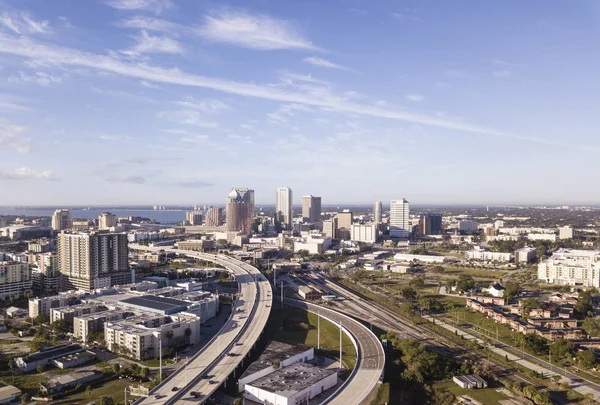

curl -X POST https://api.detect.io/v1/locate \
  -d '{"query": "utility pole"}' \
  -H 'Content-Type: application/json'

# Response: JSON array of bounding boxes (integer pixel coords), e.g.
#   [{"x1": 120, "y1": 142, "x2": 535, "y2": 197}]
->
[
  {"x1": 317, "y1": 311, "x2": 320, "y2": 349},
  {"x1": 159, "y1": 333, "x2": 162, "y2": 381},
  {"x1": 281, "y1": 280, "x2": 284, "y2": 308},
  {"x1": 339, "y1": 321, "x2": 343, "y2": 369}
]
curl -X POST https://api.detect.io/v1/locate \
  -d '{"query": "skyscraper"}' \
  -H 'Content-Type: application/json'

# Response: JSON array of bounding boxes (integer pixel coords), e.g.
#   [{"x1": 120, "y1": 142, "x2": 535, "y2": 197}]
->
[
  {"x1": 52, "y1": 209, "x2": 73, "y2": 231},
  {"x1": 337, "y1": 211, "x2": 353, "y2": 230},
  {"x1": 276, "y1": 187, "x2": 293, "y2": 230},
  {"x1": 186, "y1": 211, "x2": 203, "y2": 226},
  {"x1": 302, "y1": 195, "x2": 322, "y2": 223},
  {"x1": 226, "y1": 188, "x2": 255, "y2": 235},
  {"x1": 205, "y1": 207, "x2": 224, "y2": 227},
  {"x1": 58, "y1": 231, "x2": 130, "y2": 292},
  {"x1": 373, "y1": 201, "x2": 382, "y2": 224},
  {"x1": 390, "y1": 199, "x2": 410, "y2": 238},
  {"x1": 98, "y1": 212, "x2": 117, "y2": 230},
  {"x1": 419, "y1": 213, "x2": 442, "y2": 236}
]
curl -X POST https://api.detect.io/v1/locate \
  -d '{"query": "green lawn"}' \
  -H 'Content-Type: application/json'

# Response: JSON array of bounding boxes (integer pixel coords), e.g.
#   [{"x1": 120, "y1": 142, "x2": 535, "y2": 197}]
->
[
  {"x1": 432, "y1": 380, "x2": 511, "y2": 404},
  {"x1": 444, "y1": 267, "x2": 508, "y2": 279},
  {"x1": 265, "y1": 308, "x2": 357, "y2": 370},
  {"x1": 51, "y1": 377, "x2": 137, "y2": 405},
  {"x1": 0, "y1": 374, "x2": 46, "y2": 397}
]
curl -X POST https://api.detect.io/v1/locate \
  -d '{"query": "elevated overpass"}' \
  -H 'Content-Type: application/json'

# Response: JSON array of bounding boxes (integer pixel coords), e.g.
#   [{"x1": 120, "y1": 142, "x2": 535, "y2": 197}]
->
[{"x1": 130, "y1": 245, "x2": 272, "y2": 404}]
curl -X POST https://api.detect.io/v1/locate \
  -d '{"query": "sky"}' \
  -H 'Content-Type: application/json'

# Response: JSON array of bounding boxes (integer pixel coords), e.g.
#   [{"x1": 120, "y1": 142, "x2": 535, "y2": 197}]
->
[{"x1": 1, "y1": 0, "x2": 600, "y2": 206}]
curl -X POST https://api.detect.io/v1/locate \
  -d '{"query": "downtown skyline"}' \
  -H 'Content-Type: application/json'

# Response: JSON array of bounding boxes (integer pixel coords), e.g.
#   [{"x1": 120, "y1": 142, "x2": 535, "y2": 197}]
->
[{"x1": 1, "y1": 0, "x2": 600, "y2": 206}]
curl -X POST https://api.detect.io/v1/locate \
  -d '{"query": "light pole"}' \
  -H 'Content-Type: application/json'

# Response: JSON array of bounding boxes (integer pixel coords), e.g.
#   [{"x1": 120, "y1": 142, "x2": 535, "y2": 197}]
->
[{"x1": 153, "y1": 331, "x2": 162, "y2": 381}]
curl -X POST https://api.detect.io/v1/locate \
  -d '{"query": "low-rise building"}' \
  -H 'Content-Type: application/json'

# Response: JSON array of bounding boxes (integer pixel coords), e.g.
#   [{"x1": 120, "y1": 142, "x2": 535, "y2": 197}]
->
[
  {"x1": 466, "y1": 248, "x2": 512, "y2": 262},
  {"x1": 5, "y1": 307, "x2": 28, "y2": 318},
  {"x1": 29, "y1": 291, "x2": 86, "y2": 318},
  {"x1": 0, "y1": 384, "x2": 21, "y2": 404},
  {"x1": 538, "y1": 249, "x2": 600, "y2": 287},
  {"x1": 15, "y1": 344, "x2": 85, "y2": 372},
  {"x1": 177, "y1": 239, "x2": 215, "y2": 252},
  {"x1": 50, "y1": 302, "x2": 108, "y2": 328},
  {"x1": 393, "y1": 253, "x2": 446, "y2": 263},
  {"x1": 293, "y1": 233, "x2": 332, "y2": 255},
  {"x1": 453, "y1": 375, "x2": 487, "y2": 389},
  {"x1": 528, "y1": 233, "x2": 557, "y2": 242},
  {"x1": 244, "y1": 362, "x2": 337, "y2": 405},
  {"x1": 74, "y1": 309, "x2": 135, "y2": 342},
  {"x1": 515, "y1": 247, "x2": 537, "y2": 264},
  {"x1": 40, "y1": 369, "x2": 103, "y2": 395},
  {"x1": 350, "y1": 224, "x2": 378, "y2": 244},
  {"x1": 484, "y1": 284, "x2": 506, "y2": 298}
]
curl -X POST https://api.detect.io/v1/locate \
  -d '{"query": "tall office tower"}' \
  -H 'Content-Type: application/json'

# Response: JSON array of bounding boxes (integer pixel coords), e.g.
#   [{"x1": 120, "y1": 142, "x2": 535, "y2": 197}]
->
[
  {"x1": 51, "y1": 209, "x2": 73, "y2": 231},
  {"x1": 205, "y1": 207, "x2": 224, "y2": 227},
  {"x1": 302, "y1": 195, "x2": 322, "y2": 223},
  {"x1": 323, "y1": 218, "x2": 338, "y2": 239},
  {"x1": 275, "y1": 187, "x2": 293, "y2": 230},
  {"x1": 337, "y1": 211, "x2": 353, "y2": 230},
  {"x1": 226, "y1": 188, "x2": 255, "y2": 236},
  {"x1": 390, "y1": 199, "x2": 410, "y2": 238},
  {"x1": 98, "y1": 212, "x2": 117, "y2": 230},
  {"x1": 373, "y1": 201, "x2": 383, "y2": 224},
  {"x1": 58, "y1": 232, "x2": 131, "y2": 292},
  {"x1": 185, "y1": 211, "x2": 203, "y2": 226},
  {"x1": 419, "y1": 213, "x2": 443, "y2": 236}
]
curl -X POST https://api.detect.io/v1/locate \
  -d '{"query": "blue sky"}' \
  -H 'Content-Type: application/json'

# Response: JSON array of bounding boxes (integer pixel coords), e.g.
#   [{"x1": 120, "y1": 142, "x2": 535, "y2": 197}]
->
[{"x1": 1, "y1": 0, "x2": 599, "y2": 206}]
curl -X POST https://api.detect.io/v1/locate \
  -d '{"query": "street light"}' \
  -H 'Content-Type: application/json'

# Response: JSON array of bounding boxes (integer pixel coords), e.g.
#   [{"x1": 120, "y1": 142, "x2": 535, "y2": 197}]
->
[{"x1": 153, "y1": 331, "x2": 162, "y2": 381}]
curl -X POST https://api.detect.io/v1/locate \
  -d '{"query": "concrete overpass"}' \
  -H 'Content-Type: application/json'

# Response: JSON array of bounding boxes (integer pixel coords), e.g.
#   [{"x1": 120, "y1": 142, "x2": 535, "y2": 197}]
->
[{"x1": 130, "y1": 245, "x2": 272, "y2": 404}]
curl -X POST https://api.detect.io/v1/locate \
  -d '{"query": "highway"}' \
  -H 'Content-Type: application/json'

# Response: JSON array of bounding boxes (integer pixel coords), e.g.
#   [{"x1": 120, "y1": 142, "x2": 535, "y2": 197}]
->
[
  {"x1": 286, "y1": 299, "x2": 385, "y2": 405},
  {"x1": 130, "y1": 245, "x2": 272, "y2": 404}
]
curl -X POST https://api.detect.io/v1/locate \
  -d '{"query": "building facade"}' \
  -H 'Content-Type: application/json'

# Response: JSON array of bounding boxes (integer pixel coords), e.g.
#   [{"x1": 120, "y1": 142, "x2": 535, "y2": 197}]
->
[
  {"x1": 204, "y1": 207, "x2": 223, "y2": 226},
  {"x1": 350, "y1": 224, "x2": 378, "y2": 243},
  {"x1": 515, "y1": 247, "x2": 537, "y2": 264},
  {"x1": 226, "y1": 188, "x2": 255, "y2": 236},
  {"x1": 98, "y1": 213, "x2": 117, "y2": 230},
  {"x1": 336, "y1": 211, "x2": 353, "y2": 230},
  {"x1": 390, "y1": 199, "x2": 410, "y2": 238},
  {"x1": 0, "y1": 261, "x2": 32, "y2": 300},
  {"x1": 185, "y1": 211, "x2": 203, "y2": 226},
  {"x1": 276, "y1": 187, "x2": 293, "y2": 230},
  {"x1": 322, "y1": 218, "x2": 337, "y2": 239},
  {"x1": 58, "y1": 232, "x2": 131, "y2": 292},
  {"x1": 538, "y1": 249, "x2": 600, "y2": 287},
  {"x1": 32, "y1": 252, "x2": 60, "y2": 293},
  {"x1": 373, "y1": 200, "x2": 382, "y2": 224},
  {"x1": 51, "y1": 209, "x2": 73, "y2": 232},
  {"x1": 458, "y1": 220, "x2": 479, "y2": 233},
  {"x1": 419, "y1": 213, "x2": 442, "y2": 236},
  {"x1": 302, "y1": 195, "x2": 321, "y2": 223}
]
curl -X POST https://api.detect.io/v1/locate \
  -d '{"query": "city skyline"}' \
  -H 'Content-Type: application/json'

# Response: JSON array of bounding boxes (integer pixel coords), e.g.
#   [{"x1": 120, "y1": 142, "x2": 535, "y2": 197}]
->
[{"x1": 1, "y1": 1, "x2": 600, "y2": 205}]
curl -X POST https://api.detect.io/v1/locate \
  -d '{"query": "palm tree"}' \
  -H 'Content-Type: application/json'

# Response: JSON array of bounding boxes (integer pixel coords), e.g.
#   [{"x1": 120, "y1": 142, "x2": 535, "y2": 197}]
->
[
  {"x1": 8, "y1": 359, "x2": 14, "y2": 382},
  {"x1": 166, "y1": 330, "x2": 174, "y2": 346},
  {"x1": 85, "y1": 385, "x2": 92, "y2": 397},
  {"x1": 184, "y1": 328, "x2": 192, "y2": 345}
]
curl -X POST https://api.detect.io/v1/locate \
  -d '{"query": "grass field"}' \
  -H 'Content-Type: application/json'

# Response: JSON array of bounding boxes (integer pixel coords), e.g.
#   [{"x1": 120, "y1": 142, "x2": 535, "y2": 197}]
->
[
  {"x1": 0, "y1": 374, "x2": 46, "y2": 397},
  {"x1": 51, "y1": 377, "x2": 135, "y2": 405},
  {"x1": 444, "y1": 267, "x2": 508, "y2": 279},
  {"x1": 432, "y1": 380, "x2": 511, "y2": 404},
  {"x1": 264, "y1": 307, "x2": 357, "y2": 370}
]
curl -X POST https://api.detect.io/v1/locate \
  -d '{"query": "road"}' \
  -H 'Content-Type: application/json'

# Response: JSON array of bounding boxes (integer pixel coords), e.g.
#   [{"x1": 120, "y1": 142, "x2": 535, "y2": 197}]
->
[
  {"x1": 130, "y1": 246, "x2": 272, "y2": 405},
  {"x1": 286, "y1": 299, "x2": 384, "y2": 405}
]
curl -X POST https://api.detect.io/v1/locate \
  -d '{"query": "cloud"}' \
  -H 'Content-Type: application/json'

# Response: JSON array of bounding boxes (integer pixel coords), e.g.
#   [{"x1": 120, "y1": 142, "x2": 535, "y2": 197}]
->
[
  {"x1": 157, "y1": 110, "x2": 218, "y2": 127},
  {"x1": 267, "y1": 103, "x2": 313, "y2": 123},
  {"x1": 105, "y1": 0, "x2": 172, "y2": 13},
  {"x1": 0, "y1": 11, "x2": 50, "y2": 35},
  {"x1": 0, "y1": 35, "x2": 580, "y2": 148},
  {"x1": 176, "y1": 179, "x2": 213, "y2": 188},
  {"x1": 98, "y1": 134, "x2": 135, "y2": 143},
  {"x1": 118, "y1": 15, "x2": 179, "y2": 33},
  {"x1": 303, "y1": 56, "x2": 349, "y2": 71},
  {"x1": 180, "y1": 134, "x2": 209, "y2": 144},
  {"x1": 492, "y1": 70, "x2": 511, "y2": 78},
  {"x1": 405, "y1": 93, "x2": 425, "y2": 102},
  {"x1": 0, "y1": 119, "x2": 31, "y2": 153},
  {"x1": 121, "y1": 30, "x2": 183, "y2": 56},
  {"x1": 106, "y1": 174, "x2": 146, "y2": 184},
  {"x1": 8, "y1": 71, "x2": 63, "y2": 86},
  {"x1": 391, "y1": 9, "x2": 422, "y2": 22},
  {"x1": 91, "y1": 86, "x2": 155, "y2": 103},
  {"x1": 0, "y1": 99, "x2": 29, "y2": 112},
  {"x1": 174, "y1": 98, "x2": 228, "y2": 113},
  {"x1": 197, "y1": 10, "x2": 317, "y2": 50},
  {"x1": 0, "y1": 167, "x2": 53, "y2": 180}
]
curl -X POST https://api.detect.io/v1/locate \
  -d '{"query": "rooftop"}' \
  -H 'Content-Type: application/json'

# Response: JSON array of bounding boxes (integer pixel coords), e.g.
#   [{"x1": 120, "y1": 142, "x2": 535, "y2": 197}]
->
[
  {"x1": 241, "y1": 341, "x2": 312, "y2": 378},
  {"x1": 121, "y1": 295, "x2": 188, "y2": 312},
  {"x1": 20, "y1": 344, "x2": 84, "y2": 364},
  {"x1": 0, "y1": 384, "x2": 21, "y2": 401},
  {"x1": 249, "y1": 362, "x2": 336, "y2": 395}
]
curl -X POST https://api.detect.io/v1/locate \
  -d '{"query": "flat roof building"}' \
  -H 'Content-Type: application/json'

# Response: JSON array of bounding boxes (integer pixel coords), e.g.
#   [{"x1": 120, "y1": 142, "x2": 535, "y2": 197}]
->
[{"x1": 120, "y1": 295, "x2": 189, "y2": 315}]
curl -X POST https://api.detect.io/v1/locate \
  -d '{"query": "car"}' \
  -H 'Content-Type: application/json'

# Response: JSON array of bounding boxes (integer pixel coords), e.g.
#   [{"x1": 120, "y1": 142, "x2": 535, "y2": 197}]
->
[
  {"x1": 236, "y1": 342, "x2": 243, "y2": 346},
  {"x1": 227, "y1": 352, "x2": 236, "y2": 356},
  {"x1": 190, "y1": 391, "x2": 197, "y2": 396},
  {"x1": 209, "y1": 380, "x2": 218, "y2": 384},
  {"x1": 172, "y1": 386, "x2": 179, "y2": 392},
  {"x1": 202, "y1": 375, "x2": 210, "y2": 379},
  {"x1": 154, "y1": 394, "x2": 162, "y2": 399},
  {"x1": 194, "y1": 393, "x2": 202, "y2": 399}
]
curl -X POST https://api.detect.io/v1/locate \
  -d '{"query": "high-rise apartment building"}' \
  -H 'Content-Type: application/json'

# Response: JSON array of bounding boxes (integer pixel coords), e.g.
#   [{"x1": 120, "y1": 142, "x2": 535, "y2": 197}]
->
[
  {"x1": 323, "y1": 218, "x2": 337, "y2": 239},
  {"x1": 226, "y1": 188, "x2": 255, "y2": 236},
  {"x1": 390, "y1": 199, "x2": 410, "y2": 238},
  {"x1": 538, "y1": 249, "x2": 600, "y2": 287},
  {"x1": 32, "y1": 252, "x2": 60, "y2": 293},
  {"x1": 185, "y1": 211, "x2": 203, "y2": 226},
  {"x1": 276, "y1": 187, "x2": 293, "y2": 230},
  {"x1": 98, "y1": 212, "x2": 117, "y2": 230},
  {"x1": 336, "y1": 211, "x2": 353, "y2": 230},
  {"x1": 51, "y1": 209, "x2": 73, "y2": 231},
  {"x1": 302, "y1": 195, "x2": 321, "y2": 223},
  {"x1": 419, "y1": 213, "x2": 442, "y2": 236},
  {"x1": 373, "y1": 201, "x2": 382, "y2": 224},
  {"x1": 0, "y1": 261, "x2": 32, "y2": 300},
  {"x1": 58, "y1": 232, "x2": 131, "y2": 292},
  {"x1": 205, "y1": 207, "x2": 223, "y2": 227}
]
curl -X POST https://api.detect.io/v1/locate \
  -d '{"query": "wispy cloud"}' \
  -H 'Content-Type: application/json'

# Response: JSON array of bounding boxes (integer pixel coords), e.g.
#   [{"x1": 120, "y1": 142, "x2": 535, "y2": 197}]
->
[
  {"x1": 121, "y1": 30, "x2": 183, "y2": 56},
  {"x1": 0, "y1": 98, "x2": 29, "y2": 112},
  {"x1": 176, "y1": 179, "x2": 213, "y2": 188},
  {"x1": 180, "y1": 134, "x2": 209, "y2": 144},
  {"x1": 118, "y1": 15, "x2": 179, "y2": 33},
  {"x1": 174, "y1": 98, "x2": 228, "y2": 113},
  {"x1": 157, "y1": 110, "x2": 218, "y2": 127},
  {"x1": 405, "y1": 93, "x2": 425, "y2": 102},
  {"x1": 98, "y1": 134, "x2": 136, "y2": 143},
  {"x1": 106, "y1": 174, "x2": 146, "y2": 184},
  {"x1": 303, "y1": 56, "x2": 350, "y2": 71},
  {"x1": 105, "y1": 0, "x2": 172, "y2": 13},
  {"x1": 492, "y1": 70, "x2": 511, "y2": 78},
  {"x1": 92, "y1": 86, "x2": 155, "y2": 103},
  {"x1": 0, "y1": 119, "x2": 31, "y2": 153},
  {"x1": 0, "y1": 11, "x2": 50, "y2": 35},
  {"x1": 0, "y1": 35, "x2": 581, "y2": 148},
  {"x1": 0, "y1": 167, "x2": 54, "y2": 180},
  {"x1": 391, "y1": 9, "x2": 422, "y2": 22},
  {"x1": 197, "y1": 10, "x2": 318, "y2": 50},
  {"x1": 8, "y1": 71, "x2": 63, "y2": 86}
]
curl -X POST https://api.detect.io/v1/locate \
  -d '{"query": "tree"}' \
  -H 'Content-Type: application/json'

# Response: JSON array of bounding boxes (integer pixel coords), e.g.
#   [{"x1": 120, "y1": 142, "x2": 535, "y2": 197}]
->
[
  {"x1": 431, "y1": 265, "x2": 445, "y2": 273},
  {"x1": 582, "y1": 317, "x2": 600, "y2": 338},
  {"x1": 575, "y1": 290, "x2": 594, "y2": 318},
  {"x1": 352, "y1": 269, "x2": 368, "y2": 283},
  {"x1": 456, "y1": 276, "x2": 475, "y2": 293},
  {"x1": 297, "y1": 249, "x2": 310, "y2": 258},
  {"x1": 8, "y1": 359, "x2": 14, "y2": 381},
  {"x1": 550, "y1": 340, "x2": 575, "y2": 359},
  {"x1": 37, "y1": 364, "x2": 44, "y2": 374},
  {"x1": 52, "y1": 319, "x2": 68, "y2": 333},
  {"x1": 233, "y1": 399, "x2": 242, "y2": 405},
  {"x1": 86, "y1": 385, "x2": 92, "y2": 397},
  {"x1": 521, "y1": 298, "x2": 541, "y2": 314},
  {"x1": 75, "y1": 383, "x2": 82, "y2": 391},
  {"x1": 21, "y1": 393, "x2": 31, "y2": 404},
  {"x1": 409, "y1": 276, "x2": 425, "y2": 288},
  {"x1": 112, "y1": 363, "x2": 121, "y2": 375},
  {"x1": 35, "y1": 314, "x2": 49, "y2": 324},
  {"x1": 400, "y1": 287, "x2": 418, "y2": 302},
  {"x1": 140, "y1": 367, "x2": 150, "y2": 379},
  {"x1": 577, "y1": 350, "x2": 597, "y2": 369},
  {"x1": 166, "y1": 330, "x2": 174, "y2": 346},
  {"x1": 99, "y1": 396, "x2": 114, "y2": 405},
  {"x1": 184, "y1": 327, "x2": 192, "y2": 344},
  {"x1": 504, "y1": 281, "x2": 520, "y2": 302},
  {"x1": 272, "y1": 359, "x2": 281, "y2": 369}
]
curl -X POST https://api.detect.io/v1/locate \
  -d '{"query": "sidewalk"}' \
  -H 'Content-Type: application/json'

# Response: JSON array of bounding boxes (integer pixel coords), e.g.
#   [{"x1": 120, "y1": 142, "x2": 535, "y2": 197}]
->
[{"x1": 424, "y1": 315, "x2": 600, "y2": 401}]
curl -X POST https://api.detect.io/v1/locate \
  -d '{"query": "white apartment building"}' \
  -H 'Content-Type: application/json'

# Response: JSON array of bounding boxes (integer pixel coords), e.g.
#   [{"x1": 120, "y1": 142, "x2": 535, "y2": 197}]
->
[
  {"x1": 276, "y1": 187, "x2": 293, "y2": 230},
  {"x1": 515, "y1": 247, "x2": 537, "y2": 264},
  {"x1": 559, "y1": 226, "x2": 575, "y2": 240},
  {"x1": 322, "y1": 219, "x2": 337, "y2": 239},
  {"x1": 527, "y1": 233, "x2": 557, "y2": 242},
  {"x1": 390, "y1": 199, "x2": 410, "y2": 238},
  {"x1": 350, "y1": 224, "x2": 378, "y2": 243},
  {"x1": 52, "y1": 209, "x2": 72, "y2": 231},
  {"x1": 0, "y1": 261, "x2": 32, "y2": 300},
  {"x1": 499, "y1": 227, "x2": 555, "y2": 235},
  {"x1": 293, "y1": 233, "x2": 332, "y2": 255},
  {"x1": 465, "y1": 248, "x2": 512, "y2": 262},
  {"x1": 538, "y1": 249, "x2": 600, "y2": 288},
  {"x1": 458, "y1": 220, "x2": 479, "y2": 233},
  {"x1": 185, "y1": 211, "x2": 203, "y2": 226},
  {"x1": 29, "y1": 291, "x2": 86, "y2": 318},
  {"x1": 98, "y1": 213, "x2": 117, "y2": 230}
]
